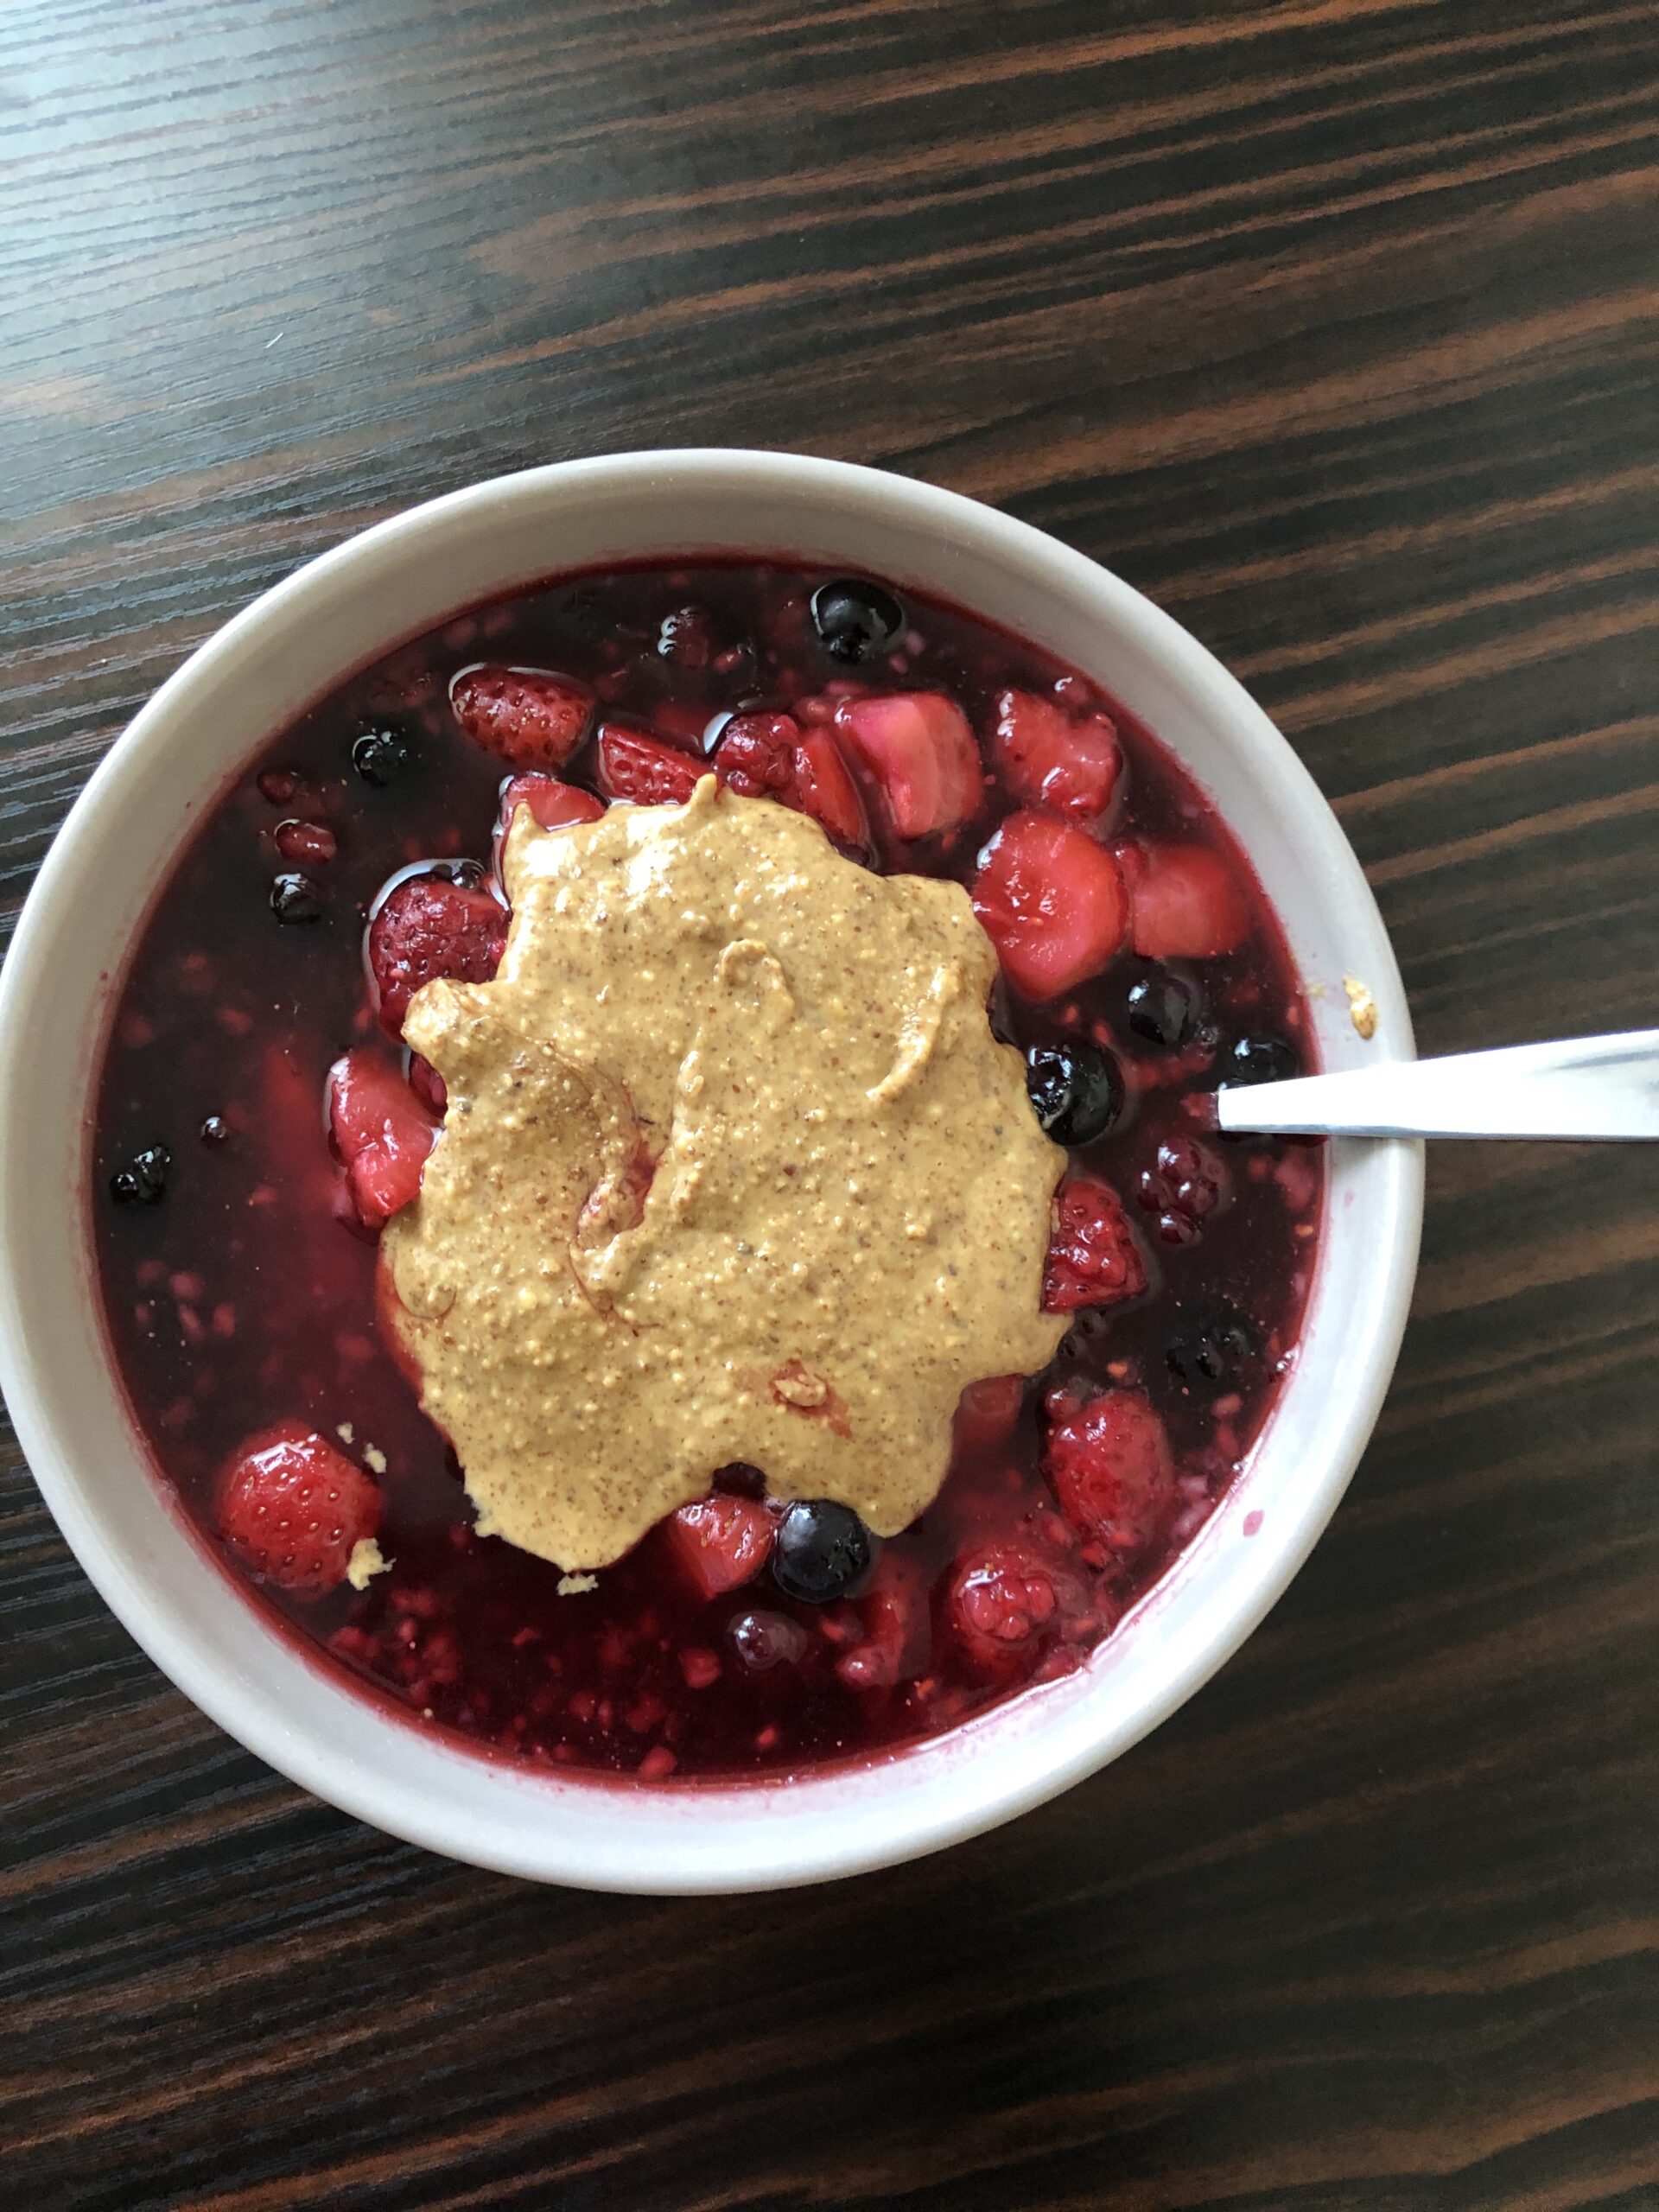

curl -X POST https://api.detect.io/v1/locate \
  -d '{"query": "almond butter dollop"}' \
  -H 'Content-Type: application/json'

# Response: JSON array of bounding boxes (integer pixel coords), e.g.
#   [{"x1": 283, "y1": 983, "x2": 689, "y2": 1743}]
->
[{"x1": 381, "y1": 776, "x2": 1067, "y2": 1570}]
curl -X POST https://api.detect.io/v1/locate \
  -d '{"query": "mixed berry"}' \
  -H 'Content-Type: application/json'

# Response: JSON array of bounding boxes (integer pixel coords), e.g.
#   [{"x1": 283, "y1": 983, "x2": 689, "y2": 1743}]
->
[{"x1": 93, "y1": 561, "x2": 1322, "y2": 1782}]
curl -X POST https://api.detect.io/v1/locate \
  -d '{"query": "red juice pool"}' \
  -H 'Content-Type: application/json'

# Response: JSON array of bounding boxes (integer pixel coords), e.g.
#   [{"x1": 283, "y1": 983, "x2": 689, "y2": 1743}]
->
[{"x1": 91, "y1": 560, "x2": 1323, "y2": 1782}]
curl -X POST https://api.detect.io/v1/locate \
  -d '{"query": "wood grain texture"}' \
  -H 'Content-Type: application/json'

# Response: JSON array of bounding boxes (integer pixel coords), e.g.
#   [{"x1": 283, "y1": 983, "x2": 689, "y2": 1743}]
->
[{"x1": 3, "y1": 1, "x2": 1659, "y2": 2205}]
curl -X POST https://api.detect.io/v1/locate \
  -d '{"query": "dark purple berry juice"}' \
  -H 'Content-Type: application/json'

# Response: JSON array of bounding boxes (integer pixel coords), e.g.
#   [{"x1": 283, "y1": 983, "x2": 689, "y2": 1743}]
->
[{"x1": 92, "y1": 562, "x2": 1322, "y2": 1781}]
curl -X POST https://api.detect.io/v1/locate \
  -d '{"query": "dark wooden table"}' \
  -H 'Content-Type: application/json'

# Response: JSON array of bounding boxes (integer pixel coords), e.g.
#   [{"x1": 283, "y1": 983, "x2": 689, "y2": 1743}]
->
[{"x1": 5, "y1": 3, "x2": 1659, "y2": 2206}]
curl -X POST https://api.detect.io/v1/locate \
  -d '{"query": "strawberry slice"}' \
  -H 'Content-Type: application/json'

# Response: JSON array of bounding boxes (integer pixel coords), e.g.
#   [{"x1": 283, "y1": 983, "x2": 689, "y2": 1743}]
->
[
  {"x1": 496, "y1": 772, "x2": 607, "y2": 837},
  {"x1": 493, "y1": 773, "x2": 606, "y2": 876},
  {"x1": 714, "y1": 714, "x2": 870, "y2": 850},
  {"x1": 951, "y1": 1374, "x2": 1026, "y2": 1461},
  {"x1": 942, "y1": 1541, "x2": 1082, "y2": 1683},
  {"x1": 792, "y1": 728, "x2": 869, "y2": 849},
  {"x1": 991, "y1": 688, "x2": 1122, "y2": 826},
  {"x1": 1043, "y1": 1384, "x2": 1176, "y2": 1564},
  {"x1": 661, "y1": 1493, "x2": 775, "y2": 1599},
  {"x1": 595, "y1": 721, "x2": 705, "y2": 806},
  {"x1": 449, "y1": 664, "x2": 593, "y2": 769},
  {"x1": 835, "y1": 691, "x2": 982, "y2": 841},
  {"x1": 970, "y1": 810, "x2": 1128, "y2": 1000},
  {"x1": 327, "y1": 1050, "x2": 440, "y2": 1228},
  {"x1": 216, "y1": 1421, "x2": 381, "y2": 1595},
  {"x1": 367, "y1": 874, "x2": 507, "y2": 1038},
  {"x1": 837, "y1": 1550, "x2": 931, "y2": 1689},
  {"x1": 1043, "y1": 1171, "x2": 1147, "y2": 1313},
  {"x1": 1128, "y1": 842, "x2": 1249, "y2": 959}
]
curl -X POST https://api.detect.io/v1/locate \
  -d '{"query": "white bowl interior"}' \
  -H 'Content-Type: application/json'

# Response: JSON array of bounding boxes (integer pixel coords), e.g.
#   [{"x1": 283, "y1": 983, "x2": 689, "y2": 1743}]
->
[{"x1": 0, "y1": 453, "x2": 1421, "y2": 1890}]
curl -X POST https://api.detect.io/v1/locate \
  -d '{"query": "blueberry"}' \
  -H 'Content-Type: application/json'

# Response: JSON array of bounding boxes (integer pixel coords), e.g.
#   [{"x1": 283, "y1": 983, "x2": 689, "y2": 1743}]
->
[
  {"x1": 658, "y1": 605, "x2": 713, "y2": 671},
  {"x1": 1127, "y1": 967, "x2": 1200, "y2": 1050},
  {"x1": 810, "y1": 578, "x2": 904, "y2": 665},
  {"x1": 270, "y1": 873, "x2": 323, "y2": 925},
  {"x1": 772, "y1": 1499, "x2": 874, "y2": 1603},
  {"x1": 729, "y1": 1608, "x2": 809, "y2": 1671},
  {"x1": 110, "y1": 1141, "x2": 170, "y2": 1206},
  {"x1": 200, "y1": 1115, "x2": 230, "y2": 1147},
  {"x1": 712, "y1": 1460, "x2": 767, "y2": 1499},
  {"x1": 1167, "y1": 1308, "x2": 1259, "y2": 1389},
  {"x1": 351, "y1": 728, "x2": 410, "y2": 787},
  {"x1": 1025, "y1": 1041, "x2": 1125, "y2": 1146},
  {"x1": 1220, "y1": 1035, "x2": 1299, "y2": 1088}
]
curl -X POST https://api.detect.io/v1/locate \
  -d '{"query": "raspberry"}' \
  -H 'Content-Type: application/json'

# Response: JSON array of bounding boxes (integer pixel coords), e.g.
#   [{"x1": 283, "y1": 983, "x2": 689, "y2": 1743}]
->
[
  {"x1": 1135, "y1": 1136, "x2": 1229, "y2": 1247},
  {"x1": 1043, "y1": 1172, "x2": 1147, "y2": 1313},
  {"x1": 1043, "y1": 1385, "x2": 1176, "y2": 1566},
  {"x1": 942, "y1": 1542, "x2": 1079, "y2": 1682},
  {"x1": 715, "y1": 713, "x2": 799, "y2": 798}
]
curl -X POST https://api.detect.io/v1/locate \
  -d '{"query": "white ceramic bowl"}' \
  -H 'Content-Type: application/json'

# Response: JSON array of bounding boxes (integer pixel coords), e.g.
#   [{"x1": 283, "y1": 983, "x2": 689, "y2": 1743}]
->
[{"x1": 0, "y1": 452, "x2": 1421, "y2": 1891}]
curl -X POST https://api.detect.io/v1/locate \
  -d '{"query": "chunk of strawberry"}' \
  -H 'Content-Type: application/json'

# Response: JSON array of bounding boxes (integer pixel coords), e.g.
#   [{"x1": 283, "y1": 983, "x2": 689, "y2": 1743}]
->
[
  {"x1": 327, "y1": 1050, "x2": 439, "y2": 1227},
  {"x1": 792, "y1": 728, "x2": 869, "y2": 849},
  {"x1": 991, "y1": 688, "x2": 1122, "y2": 826},
  {"x1": 493, "y1": 774, "x2": 606, "y2": 881},
  {"x1": 941, "y1": 1541, "x2": 1080, "y2": 1683},
  {"x1": 662, "y1": 1493, "x2": 774, "y2": 1599},
  {"x1": 1128, "y1": 842, "x2": 1249, "y2": 959},
  {"x1": 407, "y1": 1053, "x2": 448, "y2": 1118},
  {"x1": 1043, "y1": 1384, "x2": 1176, "y2": 1565},
  {"x1": 835, "y1": 691, "x2": 982, "y2": 841},
  {"x1": 595, "y1": 721, "x2": 705, "y2": 806},
  {"x1": 496, "y1": 772, "x2": 607, "y2": 836},
  {"x1": 367, "y1": 874, "x2": 508, "y2": 1038},
  {"x1": 1043, "y1": 1171, "x2": 1147, "y2": 1312},
  {"x1": 837, "y1": 1550, "x2": 931, "y2": 1689},
  {"x1": 970, "y1": 811, "x2": 1128, "y2": 1000},
  {"x1": 951, "y1": 1374, "x2": 1026, "y2": 1461},
  {"x1": 216, "y1": 1420, "x2": 381, "y2": 1595},
  {"x1": 449, "y1": 664, "x2": 593, "y2": 768}
]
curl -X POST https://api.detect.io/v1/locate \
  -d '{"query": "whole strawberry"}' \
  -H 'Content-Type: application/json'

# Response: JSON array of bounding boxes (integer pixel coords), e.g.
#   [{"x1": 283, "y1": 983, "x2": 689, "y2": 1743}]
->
[{"x1": 217, "y1": 1421, "x2": 381, "y2": 1595}]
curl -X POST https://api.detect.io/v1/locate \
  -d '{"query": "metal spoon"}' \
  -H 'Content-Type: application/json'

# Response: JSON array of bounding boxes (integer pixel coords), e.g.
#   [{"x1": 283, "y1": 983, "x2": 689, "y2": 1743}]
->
[{"x1": 1211, "y1": 1030, "x2": 1659, "y2": 1141}]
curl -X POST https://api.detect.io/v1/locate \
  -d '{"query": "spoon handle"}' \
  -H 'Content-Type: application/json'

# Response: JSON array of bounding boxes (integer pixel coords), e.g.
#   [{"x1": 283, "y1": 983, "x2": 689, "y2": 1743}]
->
[{"x1": 1212, "y1": 1029, "x2": 1659, "y2": 1141}]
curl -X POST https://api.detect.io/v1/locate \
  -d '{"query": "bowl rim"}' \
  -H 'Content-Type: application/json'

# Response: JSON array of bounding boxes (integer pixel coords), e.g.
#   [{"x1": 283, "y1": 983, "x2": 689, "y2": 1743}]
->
[{"x1": 0, "y1": 450, "x2": 1423, "y2": 1889}]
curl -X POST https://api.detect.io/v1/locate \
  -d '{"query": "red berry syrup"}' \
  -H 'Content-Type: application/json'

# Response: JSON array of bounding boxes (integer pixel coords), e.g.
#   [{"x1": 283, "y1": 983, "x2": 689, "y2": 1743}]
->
[{"x1": 92, "y1": 562, "x2": 1323, "y2": 1782}]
